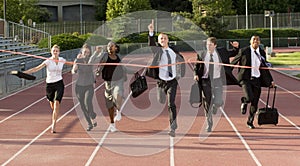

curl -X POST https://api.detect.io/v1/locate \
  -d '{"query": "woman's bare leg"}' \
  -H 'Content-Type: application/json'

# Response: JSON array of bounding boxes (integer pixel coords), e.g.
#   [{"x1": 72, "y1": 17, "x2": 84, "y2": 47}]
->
[{"x1": 51, "y1": 100, "x2": 60, "y2": 133}]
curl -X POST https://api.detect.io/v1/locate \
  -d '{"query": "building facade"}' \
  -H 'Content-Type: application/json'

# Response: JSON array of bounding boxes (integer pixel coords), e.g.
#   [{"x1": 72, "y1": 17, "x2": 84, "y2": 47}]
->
[{"x1": 38, "y1": 0, "x2": 97, "y2": 22}]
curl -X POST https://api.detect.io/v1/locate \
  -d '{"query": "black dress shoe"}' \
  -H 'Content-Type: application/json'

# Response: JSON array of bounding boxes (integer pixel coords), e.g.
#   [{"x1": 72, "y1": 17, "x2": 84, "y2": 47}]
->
[
  {"x1": 206, "y1": 127, "x2": 212, "y2": 132},
  {"x1": 241, "y1": 103, "x2": 247, "y2": 114},
  {"x1": 247, "y1": 123, "x2": 255, "y2": 129},
  {"x1": 212, "y1": 106, "x2": 218, "y2": 115},
  {"x1": 87, "y1": 125, "x2": 93, "y2": 131},
  {"x1": 168, "y1": 130, "x2": 175, "y2": 137},
  {"x1": 93, "y1": 122, "x2": 97, "y2": 127},
  {"x1": 198, "y1": 102, "x2": 202, "y2": 107},
  {"x1": 90, "y1": 112, "x2": 97, "y2": 120}
]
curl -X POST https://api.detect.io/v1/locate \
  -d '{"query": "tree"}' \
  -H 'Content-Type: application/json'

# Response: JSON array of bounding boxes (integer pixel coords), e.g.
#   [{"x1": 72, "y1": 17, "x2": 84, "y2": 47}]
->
[
  {"x1": 150, "y1": 0, "x2": 192, "y2": 13},
  {"x1": 234, "y1": 0, "x2": 292, "y2": 15},
  {"x1": 0, "y1": 0, "x2": 50, "y2": 23},
  {"x1": 95, "y1": 0, "x2": 108, "y2": 21},
  {"x1": 190, "y1": 0, "x2": 235, "y2": 36},
  {"x1": 288, "y1": 0, "x2": 300, "y2": 12},
  {"x1": 106, "y1": 0, "x2": 152, "y2": 21}
]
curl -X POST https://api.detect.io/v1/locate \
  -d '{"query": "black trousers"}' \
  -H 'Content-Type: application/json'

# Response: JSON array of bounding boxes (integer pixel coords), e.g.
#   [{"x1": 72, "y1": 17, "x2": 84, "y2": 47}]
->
[
  {"x1": 75, "y1": 84, "x2": 95, "y2": 126},
  {"x1": 201, "y1": 78, "x2": 223, "y2": 127},
  {"x1": 241, "y1": 78, "x2": 261, "y2": 124},
  {"x1": 157, "y1": 79, "x2": 178, "y2": 131}
]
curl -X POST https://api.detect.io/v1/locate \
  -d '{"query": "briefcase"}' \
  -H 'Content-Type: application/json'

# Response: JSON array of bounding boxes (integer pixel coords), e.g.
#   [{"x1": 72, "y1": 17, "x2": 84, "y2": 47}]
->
[
  {"x1": 10, "y1": 70, "x2": 36, "y2": 80},
  {"x1": 257, "y1": 86, "x2": 279, "y2": 125},
  {"x1": 189, "y1": 82, "x2": 202, "y2": 108},
  {"x1": 130, "y1": 72, "x2": 148, "y2": 98}
]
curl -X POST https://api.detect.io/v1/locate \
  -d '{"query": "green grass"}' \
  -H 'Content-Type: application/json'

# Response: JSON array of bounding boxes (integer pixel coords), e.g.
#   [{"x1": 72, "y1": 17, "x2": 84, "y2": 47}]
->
[
  {"x1": 268, "y1": 52, "x2": 300, "y2": 78},
  {"x1": 268, "y1": 52, "x2": 300, "y2": 65}
]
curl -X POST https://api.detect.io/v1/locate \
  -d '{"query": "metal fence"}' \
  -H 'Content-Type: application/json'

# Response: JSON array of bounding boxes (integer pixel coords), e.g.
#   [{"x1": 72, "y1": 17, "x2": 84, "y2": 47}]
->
[
  {"x1": 35, "y1": 21, "x2": 105, "y2": 36},
  {"x1": 6, "y1": 21, "x2": 51, "y2": 50},
  {"x1": 32, "y1": 12, "x2": 300, "y2": 39},
  {"x1": 2, "y1": 12, "x2": 300, "y2": 98},
  {"x1": 222, "y1": 12, "x2": 300, "y2": 30},
  {"x1": 34, "y1": 18, "x2": 176, "y2": 38},
  {"x1": 0, "y1": 49, "x2": 79, "y2": 99},
  {"x1": 1, "y1": 36, "x2": 300, "y2": 99}
]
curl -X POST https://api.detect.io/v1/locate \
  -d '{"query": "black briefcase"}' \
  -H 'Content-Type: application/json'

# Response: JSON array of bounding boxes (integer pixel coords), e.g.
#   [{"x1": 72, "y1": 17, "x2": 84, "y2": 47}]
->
[
  {"x1": 257, "y1": 86, "x2": 279, "y2": 125},
  {"x1": 130, "y1": 72, "x2": 148, "y2": 98},
  {"x1": 10, "y1": 70, "x2": 36, "y2": 80},
  {"x1": 189, "y1": 82, "x2": 202, "y2": 108}
]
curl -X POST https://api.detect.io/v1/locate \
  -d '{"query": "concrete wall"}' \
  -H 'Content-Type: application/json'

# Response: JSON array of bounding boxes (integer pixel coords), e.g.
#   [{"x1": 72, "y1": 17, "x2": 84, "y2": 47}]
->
[{"x1": 38, "y1": 0, "x2": 97, "y2": 22}]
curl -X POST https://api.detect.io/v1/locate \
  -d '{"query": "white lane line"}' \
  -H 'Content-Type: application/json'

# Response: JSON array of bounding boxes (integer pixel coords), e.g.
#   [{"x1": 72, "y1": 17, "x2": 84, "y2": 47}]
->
[
  {"x1": 0, "y1": 97, "x2": 45, "y2": 124},
  {"x1": 277, "y1": 85, "x2": 300, "y2": 98},
  {"x1": 2, "y1": 135, "x2": 300, "y2": 142},
  {"x1": 170, "y1": 137, "x2": 175, "y2": 166},
  {"x1": 259, "y1": 85, "x2": 300, "y2": 130},
  {"x1": 85, "y1": 83, "x2": 131, "y2": 165},
  {"x1": 0, "y1": 81, "x2": 44, "y2": 101},
  {"x1": 0, "y1": 81, "x2": 74, "y2": 124},
  {"x1": 221, "y1": 108, "x2": 262, "y2": 166},
  {"x1": 279, "y1": 113, "x2": 300, "y2": 130},
  {"x1": 259, "y1": 99, "x2": 300, "y2": 130},
  {"x1": 2, "y1": 79, "x2": 99, "y2": 165},
  {"x1": 76, "y1": 78, "x2": 141, "y2": 165},
  {"x1": 85, "y1": 129, "x2": 110, "y2": 166},
  {"x1": 2, "y1": 103, "x2": 78, "y2": 166}
]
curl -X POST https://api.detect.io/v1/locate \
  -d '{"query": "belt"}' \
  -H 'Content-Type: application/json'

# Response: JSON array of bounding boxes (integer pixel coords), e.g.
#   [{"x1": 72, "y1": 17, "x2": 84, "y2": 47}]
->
[
  {"x1": 250, "y1": 77, "x2": 259, "y2": 80},
  {"x1": 160, "y1": 78, "x2": 176, "y2": 84}
]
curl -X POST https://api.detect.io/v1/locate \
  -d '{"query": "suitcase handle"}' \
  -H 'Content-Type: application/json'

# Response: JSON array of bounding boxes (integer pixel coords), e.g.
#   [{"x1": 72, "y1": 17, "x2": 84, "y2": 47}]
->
[{"x1": 266, "y1": 86, "x2": 277, "y2": 110}]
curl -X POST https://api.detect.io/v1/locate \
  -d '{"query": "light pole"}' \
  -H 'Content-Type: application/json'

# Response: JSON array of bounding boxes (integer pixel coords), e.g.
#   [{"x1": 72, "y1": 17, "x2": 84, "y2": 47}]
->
[
  {"x1": 80, "y1": 0, "x2": 83, "y2": 34},
  {"x1": 270, "y1": 14, "x2": 273, "y2": 52},
  {"x1": 265, "y1": 10, "x2": 275, "y2": 54},
  {"x1": 3, "y1": 0, "x2": 6, "y2": 37},
  {"x1": 246, "y1": 0, "x2": 248, "y2": 29}
]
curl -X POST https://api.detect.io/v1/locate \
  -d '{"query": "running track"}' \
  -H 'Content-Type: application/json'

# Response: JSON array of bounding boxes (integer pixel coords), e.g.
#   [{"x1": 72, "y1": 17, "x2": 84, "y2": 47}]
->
[{"x1": 0, "y1": 52, "x2": 300, "y2": 166}]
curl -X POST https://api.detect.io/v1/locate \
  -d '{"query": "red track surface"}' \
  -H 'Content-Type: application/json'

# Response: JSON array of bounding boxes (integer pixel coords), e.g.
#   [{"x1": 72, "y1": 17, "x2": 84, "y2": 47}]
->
[{"x1": 1, "y1": 52, "x2": 300, "y2": 166}]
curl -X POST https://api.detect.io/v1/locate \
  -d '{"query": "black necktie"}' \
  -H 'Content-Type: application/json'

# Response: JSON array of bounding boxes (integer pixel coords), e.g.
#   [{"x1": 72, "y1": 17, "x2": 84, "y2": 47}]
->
[
  {"x1": 254, "y1": 50, "x2": 262, "y2": 62},
  {"x1": 209, "y1": 54, "x2": 214, "y2": 79},
  {"x1": 254, "y1": 50, "x2": 272, "y2": 67},
  {"x1": 165, "y1": 50, "x2": 173, "y2": 77}
]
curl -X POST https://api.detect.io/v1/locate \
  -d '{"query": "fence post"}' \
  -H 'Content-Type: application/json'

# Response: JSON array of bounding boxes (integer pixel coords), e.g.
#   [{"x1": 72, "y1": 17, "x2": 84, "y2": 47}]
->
[
  {"x1": 49, "y1": 34, "x2": 51, "y2": 50},
  {"x1": 250, "y1": 14, "x2": 252, "y2": 29},
  {"x1": 236, "y1": 15, "x2": 238, "y2": 29}
]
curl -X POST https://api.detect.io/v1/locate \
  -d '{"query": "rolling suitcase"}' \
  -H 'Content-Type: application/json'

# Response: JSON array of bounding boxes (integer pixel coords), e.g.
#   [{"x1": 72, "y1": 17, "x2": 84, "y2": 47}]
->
[{"x1": 257, "y1": 86, "x2": 279, "y2": 125}]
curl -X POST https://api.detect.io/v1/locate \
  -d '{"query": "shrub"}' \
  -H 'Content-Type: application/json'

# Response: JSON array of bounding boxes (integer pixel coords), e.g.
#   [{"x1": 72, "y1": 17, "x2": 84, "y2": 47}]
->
[
  {"x1": 38, "y1": 33, "x2": 112, "y2": 51},
  {"x1": 82, "y1": 33, "x2": 111, "y2": 46},
  {"x1": 38, "y1": 33, "x2": 85, "y2": 51}
]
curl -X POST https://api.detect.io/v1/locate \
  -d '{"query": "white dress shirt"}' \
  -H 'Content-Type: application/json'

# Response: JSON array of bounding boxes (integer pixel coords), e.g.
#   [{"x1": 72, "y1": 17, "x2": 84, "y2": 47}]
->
[
  {"x1": 159, "y1": 48, "x2": 176, "y2": 81},
  {"x1": 251, "y1": 47, "x2": 261, "y2": 78},
  {"x1": 203, "y1": 50, "x2": 221, "y2": 79},
  {"x1": 43, "y1": 57, "x2": 66, "y2": 83}
]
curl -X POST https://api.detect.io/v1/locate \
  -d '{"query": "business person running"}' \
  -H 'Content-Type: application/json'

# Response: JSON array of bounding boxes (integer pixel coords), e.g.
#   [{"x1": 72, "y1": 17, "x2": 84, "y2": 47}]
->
[
  {"x1": 231, "y1": 35, "x2": 275, "y2": 129},
  {"x1": 147, "y1": 20, "x2": 185, "y2": 137},
  {"x1": 24, "y1": 44, "x2": 72, "y2": 133}
]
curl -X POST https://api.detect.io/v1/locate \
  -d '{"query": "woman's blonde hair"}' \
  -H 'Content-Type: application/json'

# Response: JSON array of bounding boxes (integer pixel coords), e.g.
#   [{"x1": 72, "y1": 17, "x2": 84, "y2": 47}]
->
[{"x1": 51, "y1": 44, "x2": 60, "y2": 50}]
